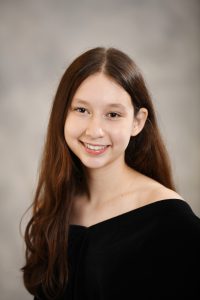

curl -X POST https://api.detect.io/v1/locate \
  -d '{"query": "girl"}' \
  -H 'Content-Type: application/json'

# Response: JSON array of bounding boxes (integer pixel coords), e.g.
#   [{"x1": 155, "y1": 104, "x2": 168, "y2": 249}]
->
[{"x1": 22, "y1": 47, "x2": 200, "y2": 300}]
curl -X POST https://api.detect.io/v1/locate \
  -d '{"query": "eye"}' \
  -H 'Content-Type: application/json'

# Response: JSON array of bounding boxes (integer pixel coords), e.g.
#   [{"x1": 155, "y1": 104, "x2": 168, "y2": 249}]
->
[
  {"x1": 73, "y1": 107, "x2": 88, "y2": 114},
  {"x1": 107, "y1": 112, "x2": 121, "y2": 119}
]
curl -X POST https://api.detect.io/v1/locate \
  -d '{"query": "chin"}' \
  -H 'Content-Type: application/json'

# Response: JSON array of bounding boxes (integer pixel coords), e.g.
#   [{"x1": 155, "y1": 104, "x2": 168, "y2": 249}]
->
[{"x1": 79, "y1": 157, "x2": 109, "y2": 169}]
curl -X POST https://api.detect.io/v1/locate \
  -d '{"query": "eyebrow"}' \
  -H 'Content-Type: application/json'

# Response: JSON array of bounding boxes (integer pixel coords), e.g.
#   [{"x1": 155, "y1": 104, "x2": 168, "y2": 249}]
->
[{"x1": 72, "y1": 99, "x2": 128, "y2": 111}]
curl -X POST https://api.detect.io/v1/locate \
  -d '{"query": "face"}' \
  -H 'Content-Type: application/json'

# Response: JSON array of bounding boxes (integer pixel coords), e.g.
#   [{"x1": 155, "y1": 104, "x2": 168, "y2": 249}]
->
[{"x1": 64, "y1": 73, "x2": 144, "y2": 170}]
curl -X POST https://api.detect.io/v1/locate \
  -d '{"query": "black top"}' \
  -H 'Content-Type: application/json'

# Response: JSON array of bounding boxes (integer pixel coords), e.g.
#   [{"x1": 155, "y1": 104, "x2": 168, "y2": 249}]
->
[{"x1": 35, "y1": 199, "x2": 200, "y2": 299}]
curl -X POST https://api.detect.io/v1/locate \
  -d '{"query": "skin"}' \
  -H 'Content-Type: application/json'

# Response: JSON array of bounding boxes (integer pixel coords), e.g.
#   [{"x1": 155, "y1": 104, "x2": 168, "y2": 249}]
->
[{"x1": 64, "y1": 72, "x2": 183, "y2": 226}]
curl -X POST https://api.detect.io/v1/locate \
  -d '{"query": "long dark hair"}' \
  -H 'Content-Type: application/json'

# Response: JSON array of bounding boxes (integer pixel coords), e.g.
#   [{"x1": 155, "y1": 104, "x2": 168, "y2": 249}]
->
[{"x1": 21, "y1": 47, "x2": 176, "y2": 299}]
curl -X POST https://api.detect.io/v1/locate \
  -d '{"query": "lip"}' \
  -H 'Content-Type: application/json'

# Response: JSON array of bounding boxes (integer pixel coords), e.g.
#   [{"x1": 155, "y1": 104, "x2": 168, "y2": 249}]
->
[
  {"x1": 80, "y1": 141, "x2": 110, "y2": 155},
  {"x1": 80, "y1": 141, "x2": 110, "y2": 147}
]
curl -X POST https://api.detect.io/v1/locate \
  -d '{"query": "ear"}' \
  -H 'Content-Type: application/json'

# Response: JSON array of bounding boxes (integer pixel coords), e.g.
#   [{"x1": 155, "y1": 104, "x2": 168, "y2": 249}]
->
[{"x1": 131, "y1": 108, "x2": 148, "y2": 136}]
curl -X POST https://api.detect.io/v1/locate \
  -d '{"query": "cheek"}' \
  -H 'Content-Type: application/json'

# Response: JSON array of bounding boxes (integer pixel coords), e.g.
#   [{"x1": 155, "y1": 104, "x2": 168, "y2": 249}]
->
[
  {"x1": 64, "y1": 116, "x2": 80, "y2": 142},
  {"x1": 111, "y1": 125, "x2": 132, "y2": 148}
]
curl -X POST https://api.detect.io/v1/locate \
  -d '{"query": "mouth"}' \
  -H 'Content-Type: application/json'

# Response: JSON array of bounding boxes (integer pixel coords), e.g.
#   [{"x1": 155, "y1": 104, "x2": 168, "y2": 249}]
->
[{"x1": 79, "y1": 141, "x2": 110, "y2": 155}]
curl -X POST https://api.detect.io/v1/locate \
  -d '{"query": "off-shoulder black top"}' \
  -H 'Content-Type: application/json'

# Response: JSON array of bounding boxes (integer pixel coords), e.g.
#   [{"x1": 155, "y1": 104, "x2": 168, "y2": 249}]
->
[{"x1": 34, "y1": 199, "x2": 200, "y2": 299}]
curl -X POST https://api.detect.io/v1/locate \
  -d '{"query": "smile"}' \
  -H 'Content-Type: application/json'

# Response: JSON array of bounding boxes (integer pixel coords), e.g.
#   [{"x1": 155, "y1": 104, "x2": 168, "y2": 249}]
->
[
  {"x1": 80, "y1": 141, "x2": 110, "y2": 155},
  {"x1": 84, "y1": 143, "x2": 107, "y2": 150}
]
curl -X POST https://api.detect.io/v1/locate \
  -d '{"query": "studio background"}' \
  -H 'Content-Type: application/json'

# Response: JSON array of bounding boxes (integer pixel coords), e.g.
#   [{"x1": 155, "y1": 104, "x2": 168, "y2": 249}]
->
[{"x1": 0, "y1": 0, "x2": 199, "y2": 299}]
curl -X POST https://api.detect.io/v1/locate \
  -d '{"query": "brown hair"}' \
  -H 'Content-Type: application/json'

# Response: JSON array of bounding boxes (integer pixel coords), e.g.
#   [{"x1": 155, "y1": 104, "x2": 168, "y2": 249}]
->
[{"x1": 21, "y1": 47, "x2": 176, "y2": 299}]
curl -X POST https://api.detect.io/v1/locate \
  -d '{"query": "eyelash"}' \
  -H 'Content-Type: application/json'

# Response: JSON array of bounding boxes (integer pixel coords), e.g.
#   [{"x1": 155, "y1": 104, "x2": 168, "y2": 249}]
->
[{"x1": 72, "y1": 107, "x2": 122, "y2": 119}]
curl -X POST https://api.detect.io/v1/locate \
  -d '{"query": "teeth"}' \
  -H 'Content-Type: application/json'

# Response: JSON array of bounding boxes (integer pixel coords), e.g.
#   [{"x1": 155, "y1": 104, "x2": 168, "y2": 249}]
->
[{"x1": 84, "y1": 143, "x2": 107, "y2": 150}]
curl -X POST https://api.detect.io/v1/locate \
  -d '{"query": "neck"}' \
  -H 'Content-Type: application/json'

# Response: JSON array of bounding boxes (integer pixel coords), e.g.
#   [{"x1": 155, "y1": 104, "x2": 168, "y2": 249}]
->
[{"x1": 84, "y1": 158, "x2": 138, "y2": 207}]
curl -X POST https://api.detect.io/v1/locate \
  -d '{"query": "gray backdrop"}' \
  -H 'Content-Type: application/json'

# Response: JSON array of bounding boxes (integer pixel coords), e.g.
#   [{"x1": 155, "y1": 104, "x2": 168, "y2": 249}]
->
[{"x1": 0, "y1": 0, "x2": 199, "y2": 299}]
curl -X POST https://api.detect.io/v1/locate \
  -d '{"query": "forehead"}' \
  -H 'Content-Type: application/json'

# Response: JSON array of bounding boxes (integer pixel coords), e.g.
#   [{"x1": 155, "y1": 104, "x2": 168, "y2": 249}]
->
[{"x1": 72, "y1": 73, "x2": 133, "y2": 110}]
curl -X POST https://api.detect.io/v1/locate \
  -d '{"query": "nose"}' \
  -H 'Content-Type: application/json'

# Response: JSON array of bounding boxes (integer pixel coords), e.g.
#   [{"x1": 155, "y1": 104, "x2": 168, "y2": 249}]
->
[{"x1": 85, "y1": 116, "x2": 105, "y2": 138}]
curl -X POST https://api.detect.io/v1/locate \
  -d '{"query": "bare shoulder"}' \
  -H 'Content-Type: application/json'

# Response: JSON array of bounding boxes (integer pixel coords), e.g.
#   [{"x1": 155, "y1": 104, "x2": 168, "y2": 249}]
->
[
  {"x1": 151, "y1": 185, "x2": 183, "y2": 201},
  {"x1": 135, "y1": 173, "x2": 184, "y2": 206},
  {"x1": 145, "y1": 181, "x2": 184, "y2": 204}
]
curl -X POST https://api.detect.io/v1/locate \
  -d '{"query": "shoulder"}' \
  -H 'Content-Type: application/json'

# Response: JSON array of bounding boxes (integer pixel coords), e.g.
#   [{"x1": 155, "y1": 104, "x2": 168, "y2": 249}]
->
[
  {"x1": 141, "y1": 182, "x2": 200, "y2": 245},
  {"x1": 135, "y1": 173, "x2": 184, "y2": 205},
  {"x1": 145, "y1": 183, "x2": 200, "y2": 239},
  {"x1": 148, "y1": 184, "x2": 184, "y2": 203}
]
